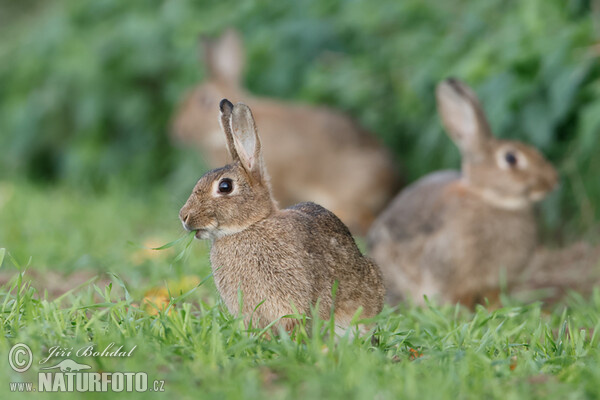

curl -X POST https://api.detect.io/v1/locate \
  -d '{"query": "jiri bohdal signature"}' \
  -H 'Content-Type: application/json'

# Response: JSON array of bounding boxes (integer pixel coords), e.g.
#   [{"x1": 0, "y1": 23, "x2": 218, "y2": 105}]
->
[{"x1": 39, "y1": 343, "x2": 137, "y2": 365}]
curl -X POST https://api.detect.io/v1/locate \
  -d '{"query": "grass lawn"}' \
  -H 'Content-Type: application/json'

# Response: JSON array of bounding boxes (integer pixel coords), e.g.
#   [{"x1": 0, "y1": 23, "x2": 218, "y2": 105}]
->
[{"x1": 1, "y1": 181, "x2": 599, "y2": 399}]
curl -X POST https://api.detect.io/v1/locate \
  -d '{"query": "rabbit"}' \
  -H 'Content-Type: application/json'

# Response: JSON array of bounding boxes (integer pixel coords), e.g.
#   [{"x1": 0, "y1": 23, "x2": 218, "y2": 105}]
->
[
  {"x1": 512, "y1": 242, "x2": 600, "y2": 304},
  {"x1": 172, "y1": 29, "x2": 400, "y2": 235},
  {"x1": 179, "y1": 99, "x2": 384, "y2": 334},
  {"x1": 367, "y1": 78, "x2": 558, "y2": 308}
]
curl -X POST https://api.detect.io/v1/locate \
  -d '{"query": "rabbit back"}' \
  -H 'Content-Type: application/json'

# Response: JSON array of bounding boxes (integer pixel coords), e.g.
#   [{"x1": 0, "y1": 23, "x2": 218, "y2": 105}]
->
[
  {"x1": 211, "y1": 201, "x2": 384, "y2": 329},
  {"x1": 513, "y1": 242, "x2": 600, "y2": 304}
]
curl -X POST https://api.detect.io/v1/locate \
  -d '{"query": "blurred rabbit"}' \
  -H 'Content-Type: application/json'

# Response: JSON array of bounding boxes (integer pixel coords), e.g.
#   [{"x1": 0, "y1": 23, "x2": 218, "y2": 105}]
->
[
  {"x1": 172, "y1": 29, "x2": 400, "y2": 235},
  {"x1": 367, "y1": 78, "x2": 558, "y2": 307},
  {"x1": 179, "y1": 99, "x2": 384, "y2": 334},
  {"x1": 512, "y1": 242, "x2": 600, "y2": 304}
]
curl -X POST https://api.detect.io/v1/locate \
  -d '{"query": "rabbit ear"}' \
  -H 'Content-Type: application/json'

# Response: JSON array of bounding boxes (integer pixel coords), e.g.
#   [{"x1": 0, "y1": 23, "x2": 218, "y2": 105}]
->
[
  {"x1": 436, "y1": 78, "x2": 493, "y2": 160},
  {"x1": 219, "y1": 99, "x2": 241, "y2": 163},
  {"x1": 231, "y1": 103, "x2": 265, "y2": 183},
  {"x1": 203, "y1": 29, "x2": 244, "y2": 86}
]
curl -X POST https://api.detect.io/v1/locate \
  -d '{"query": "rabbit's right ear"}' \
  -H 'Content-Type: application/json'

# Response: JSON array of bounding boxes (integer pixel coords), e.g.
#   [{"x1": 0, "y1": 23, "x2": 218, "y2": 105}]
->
[
  {"x1": 436, "y1": 78, "x2": 493, "y2": 160},
  {"x1": 231, "y1": 103, "x2": 265, "y2": 184},
  {"x1": 202, "y1": 29, "x2": 245, "y2": 86}
]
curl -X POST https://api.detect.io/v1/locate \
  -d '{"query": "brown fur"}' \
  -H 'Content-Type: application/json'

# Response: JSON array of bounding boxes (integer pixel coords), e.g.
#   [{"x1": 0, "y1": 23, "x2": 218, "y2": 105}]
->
[
  {"x1": 180, "y1": 100, "x2": 384, "y2": 333},
  {"x1": 367, "y1": 78, "x2": 558, "y2": 307},
  {"x1": 513, "y1": 242, "x2": 600, "y2": 304},
  {"x1": 172, "y1": 29, "x2": 400, "y2": 234}
]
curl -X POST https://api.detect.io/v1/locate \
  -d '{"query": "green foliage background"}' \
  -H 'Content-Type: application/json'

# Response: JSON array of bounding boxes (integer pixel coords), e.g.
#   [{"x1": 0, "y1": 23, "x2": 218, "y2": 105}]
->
[{"x1": 0, "y1": 0, "x2": 599, "y2": 237}]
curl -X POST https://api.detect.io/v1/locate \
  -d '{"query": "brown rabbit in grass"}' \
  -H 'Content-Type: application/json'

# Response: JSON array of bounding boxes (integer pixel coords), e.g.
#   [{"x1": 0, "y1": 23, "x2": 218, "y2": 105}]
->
[
  {"x1": 172, "y1": 29, "x2": 400, "y2": 235},
  {"x1": 512, "y1": 242, "x2": 600, "y2": 304},
  {"x1": 367, "y1": 78, "x2": 558, "y2": 308},
  {"x1": 179, "y1": 99, "x2": 384, "y2": 333}
]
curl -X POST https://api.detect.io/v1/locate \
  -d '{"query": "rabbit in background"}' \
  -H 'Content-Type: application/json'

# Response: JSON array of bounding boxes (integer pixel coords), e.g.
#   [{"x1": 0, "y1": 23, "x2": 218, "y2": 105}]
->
[
  {"x1": 512, "y1": 241, "x2": 600, "y2": 304},
  {"x1": 179, "y1": 99, "x2": 384, "y2": 334},
  {"x1": 172, "y1": 29, "x2": 400, "y2": 235},
  {"x1": 367, "y1": 78, "x2": 558, "y2": 308}
]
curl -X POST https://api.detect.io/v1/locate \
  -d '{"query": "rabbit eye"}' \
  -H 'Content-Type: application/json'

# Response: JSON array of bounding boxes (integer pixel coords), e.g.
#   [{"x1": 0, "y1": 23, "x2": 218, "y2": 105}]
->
[
  {"x1": 505, "y1": 152, "x2": 518, "y2": 167},
  {"x1": 218, "y1": 178, "x2": 233, "y2": 194}
]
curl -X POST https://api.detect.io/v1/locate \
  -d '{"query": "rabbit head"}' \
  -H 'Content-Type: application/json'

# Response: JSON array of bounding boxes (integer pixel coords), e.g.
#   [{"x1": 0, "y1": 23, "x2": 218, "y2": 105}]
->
[
  {"x1": 172, "y1": 29, "x2": 245, "y2": 148},
  {"x1": 179, "y1": 99, "x2": 276, "y2": 240},
  {"x1": 436, "y1": 78, "x2": 558, "y2": 209}
]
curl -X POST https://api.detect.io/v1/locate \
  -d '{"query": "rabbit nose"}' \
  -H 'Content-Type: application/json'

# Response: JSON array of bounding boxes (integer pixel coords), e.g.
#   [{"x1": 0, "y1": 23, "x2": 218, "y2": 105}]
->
[
  {"x1": 543, "y1": 169, "x2": 559, "y2": 191},
  {"x1": 180, "y1": 212, "x2": 194, "y2": 232},
  {"x1": 180, "y1": 209, "x2": 191, "y2": 225}
]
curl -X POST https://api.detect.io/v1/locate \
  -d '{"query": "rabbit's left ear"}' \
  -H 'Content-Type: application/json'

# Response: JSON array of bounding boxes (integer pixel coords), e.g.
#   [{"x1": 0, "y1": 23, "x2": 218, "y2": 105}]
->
[
  {"x1": 436, "y1": 78, "x2": 493, "y2": 161},
  {"x1": 231, "y1": 103, "x2": 265, "y2": 184}
]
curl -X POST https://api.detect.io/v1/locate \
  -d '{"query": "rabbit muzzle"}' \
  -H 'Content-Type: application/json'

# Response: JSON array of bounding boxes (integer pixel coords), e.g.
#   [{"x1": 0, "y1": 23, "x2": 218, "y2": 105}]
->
[
  {"x1": 528, "y1": 168, "x2": 559, "y2": 202},
  {"x1": 179, "y1": 204, "x2": 216, "y2": 239}
]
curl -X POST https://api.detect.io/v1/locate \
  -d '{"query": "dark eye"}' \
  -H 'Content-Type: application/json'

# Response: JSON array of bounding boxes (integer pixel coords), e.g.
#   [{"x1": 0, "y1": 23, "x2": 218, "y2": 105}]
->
[
  {"x1": 505, "y1": 152, "x2": 518, "y2": 167},
  {"x1": 218, "y1": 178, "x2": 233, "y2": 194}
]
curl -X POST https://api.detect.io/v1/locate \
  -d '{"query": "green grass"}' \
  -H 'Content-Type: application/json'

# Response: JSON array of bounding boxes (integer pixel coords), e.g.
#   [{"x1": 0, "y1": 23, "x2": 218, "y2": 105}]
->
[{"x1": 1, "y1": 182, "x2": 600, "y2": 399}]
